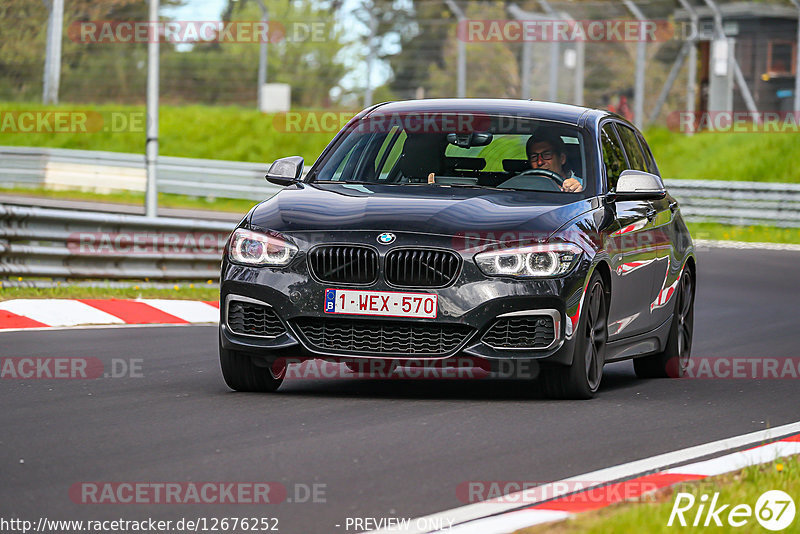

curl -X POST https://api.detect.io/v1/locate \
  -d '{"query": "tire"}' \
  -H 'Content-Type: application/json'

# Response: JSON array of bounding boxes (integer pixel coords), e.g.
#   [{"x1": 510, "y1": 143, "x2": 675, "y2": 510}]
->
[
  {"x1": 633, "y1": 267, "x2": 694, "y2": 379},
  {"x1": 542, "y1": 272, "x2": 607, "y2": 399},
  {"x1": 219, "y1": 336, "x2": 285, "y2": 392}
]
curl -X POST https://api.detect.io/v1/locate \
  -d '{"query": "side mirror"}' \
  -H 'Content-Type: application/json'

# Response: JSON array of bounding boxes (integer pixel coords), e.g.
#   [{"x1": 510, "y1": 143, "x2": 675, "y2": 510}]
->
[
  {"x1": 607, "y1": 170, "x2": 666, "y2": 201},
  {"x1": 266, "y1": 156, "x2": 304, "y2": 186}
]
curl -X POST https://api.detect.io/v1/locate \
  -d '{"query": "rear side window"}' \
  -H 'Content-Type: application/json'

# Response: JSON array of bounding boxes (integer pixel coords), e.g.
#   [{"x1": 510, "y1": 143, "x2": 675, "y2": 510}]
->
[
  {"x1": 600, "y1": 124, "x2": 626, "y2": 191},
  {"x1": 616, "y1": 125, "x2": 647, "y2": 172}
]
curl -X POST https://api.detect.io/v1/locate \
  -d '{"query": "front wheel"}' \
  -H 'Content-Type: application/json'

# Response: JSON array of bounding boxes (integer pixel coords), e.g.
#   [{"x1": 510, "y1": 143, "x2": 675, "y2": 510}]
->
[
  {"x1": 542, "y1": 273, "x2": 607, "y2": 399},
  {"x1": 634, "y1": 268, "x2": 694, "y2": 378},
  {"x1": 219, "y1": 336, "x2": 285, "y2": 392}
]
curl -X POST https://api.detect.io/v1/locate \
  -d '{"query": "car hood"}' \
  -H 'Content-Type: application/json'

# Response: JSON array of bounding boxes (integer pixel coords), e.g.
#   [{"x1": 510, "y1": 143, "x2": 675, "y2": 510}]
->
[{"x1": 248, "y1": 183, "x2": 595, "y2": 242}]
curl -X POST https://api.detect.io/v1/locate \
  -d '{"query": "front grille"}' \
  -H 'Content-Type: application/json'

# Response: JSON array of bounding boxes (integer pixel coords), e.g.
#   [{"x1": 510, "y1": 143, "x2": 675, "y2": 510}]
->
[
  {"x1": 385, "y1": 248, "x2": 460, "y2": 287},
  {"x1": 308, "y1": 245, "x2": 378, "y2": 285},
  {"x1": 227, "y1": 300, "x2": 285, "y2": 338},
  {"x1": 294, "y1": 317, "x2": 473, "y2": 356},
  {"x1": 482, "y1": 316, "x2": 556, "y2": 349}
]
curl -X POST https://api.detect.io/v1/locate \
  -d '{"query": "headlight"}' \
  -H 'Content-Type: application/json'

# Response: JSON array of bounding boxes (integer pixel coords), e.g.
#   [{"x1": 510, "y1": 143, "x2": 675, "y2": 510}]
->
[
  {"x1": 228, "y1": 228, "x2": 298, "y2": 266},
  {"x1": 474, "y1": 243, "x2": 582, "y2": 277}
]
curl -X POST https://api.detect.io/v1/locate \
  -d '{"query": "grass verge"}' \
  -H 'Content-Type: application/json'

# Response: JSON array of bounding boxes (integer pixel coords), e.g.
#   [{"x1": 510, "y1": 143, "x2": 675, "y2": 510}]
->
[
  {"x1": 0, "y1": 285, "x2": 220, "y2": 302},
  {"x1": 514, "y1": 454, "x2": 800, "y2": 534},
  {"x1": 0, "y1": 102, "x2": 334, "y2": 164},
  {"x1": 687, "y1": 222, "x2": 800, "y2": 245}
]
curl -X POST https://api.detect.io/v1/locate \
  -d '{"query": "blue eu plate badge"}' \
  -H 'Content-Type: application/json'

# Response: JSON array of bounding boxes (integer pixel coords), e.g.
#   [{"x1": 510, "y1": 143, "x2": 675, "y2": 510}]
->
[{"x1": 325, "y1": 289, "x2": 336, "y2": 312}]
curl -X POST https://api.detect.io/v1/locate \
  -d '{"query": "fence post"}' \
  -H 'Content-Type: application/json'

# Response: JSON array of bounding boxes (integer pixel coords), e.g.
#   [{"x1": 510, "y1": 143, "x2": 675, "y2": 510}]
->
[
  {"x1": 445, "y1": 0, "x2": 467, "y2": 98},
  {"x1": 145, "y1": 0, "x2": 160, "y2": 218},
  {"x1": 622, "y1": 0, "x2": 646, "y2": 129},
  {"x1": 364, "y1": 10, "x2": 378, "y2": 106},
  {"x1": 538, "y1": 0, "x2": 560, "y2": 102},
  {"x1": 703, "y1": 0, "x2": 759, "y2": 117},
  {"x1": 42, "y1": 0, "x2": 64, "y2": 105},
  {"x1": 789, "y1": 0, "x2": 800, "y2": 113},
  {"x1": 256, "y1": 0, "x2": 269, "y2": 109}
]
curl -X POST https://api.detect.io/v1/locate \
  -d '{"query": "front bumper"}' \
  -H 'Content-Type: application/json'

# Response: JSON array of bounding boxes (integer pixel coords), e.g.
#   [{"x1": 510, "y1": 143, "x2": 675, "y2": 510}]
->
[{"x1": 219, "y1": 232, "x2": 589, "y2": 367}]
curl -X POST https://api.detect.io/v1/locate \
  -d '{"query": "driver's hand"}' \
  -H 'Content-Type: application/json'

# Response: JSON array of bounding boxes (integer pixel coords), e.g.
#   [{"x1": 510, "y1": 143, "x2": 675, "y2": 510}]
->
[{"x1": 561, "y1": 177, "x2": 583, "y2": 193}]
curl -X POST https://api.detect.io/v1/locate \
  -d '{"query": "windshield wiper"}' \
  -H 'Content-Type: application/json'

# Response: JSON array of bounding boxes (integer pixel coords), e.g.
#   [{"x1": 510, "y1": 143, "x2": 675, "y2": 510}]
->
[{"x1": 445, "y1": 183, "x2": 496, "y2": 189}]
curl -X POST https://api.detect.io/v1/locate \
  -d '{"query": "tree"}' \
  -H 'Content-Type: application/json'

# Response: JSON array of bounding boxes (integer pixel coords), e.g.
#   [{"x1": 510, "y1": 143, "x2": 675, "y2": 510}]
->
[
  {"x1": 186, "y1": 0, "x2": 349, "y2": 107},
  {"x1": 0, "y1": 0, "x2": 183, "y2": 102}
]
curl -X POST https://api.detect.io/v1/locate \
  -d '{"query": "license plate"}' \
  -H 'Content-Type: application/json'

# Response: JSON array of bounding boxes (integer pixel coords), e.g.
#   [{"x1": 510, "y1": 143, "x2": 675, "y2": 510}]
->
[{"x1": 324, "y1": 289, "x2": 438, "y2": 319}]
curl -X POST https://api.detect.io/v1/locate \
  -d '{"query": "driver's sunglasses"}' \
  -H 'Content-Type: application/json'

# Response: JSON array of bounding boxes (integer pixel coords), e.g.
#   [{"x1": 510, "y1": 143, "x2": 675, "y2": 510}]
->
[{"x1": 528, "y1": 151, "x2": 554, "y2": 162}]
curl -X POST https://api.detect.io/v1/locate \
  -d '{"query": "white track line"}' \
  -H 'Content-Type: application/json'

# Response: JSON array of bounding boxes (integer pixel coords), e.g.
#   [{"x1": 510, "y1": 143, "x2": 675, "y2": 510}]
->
[
  {"x1": 365, "y1": 420, "x2": 800, "y2": 534},
  {"x1": 665, "y1": 441, "x2": 800, "y2": 477}
]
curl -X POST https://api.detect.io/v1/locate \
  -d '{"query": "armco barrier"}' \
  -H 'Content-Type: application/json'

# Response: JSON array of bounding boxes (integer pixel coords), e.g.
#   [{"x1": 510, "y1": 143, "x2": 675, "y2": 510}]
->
[{"x1": 0, "y1": 204, "x2": 234, "y2": 281}]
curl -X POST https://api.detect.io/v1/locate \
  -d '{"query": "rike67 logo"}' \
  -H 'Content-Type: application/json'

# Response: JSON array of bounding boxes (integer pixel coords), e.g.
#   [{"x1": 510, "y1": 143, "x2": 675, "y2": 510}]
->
[{"x1": 669, "y1": 490, "x2": 795, "y2": 531}]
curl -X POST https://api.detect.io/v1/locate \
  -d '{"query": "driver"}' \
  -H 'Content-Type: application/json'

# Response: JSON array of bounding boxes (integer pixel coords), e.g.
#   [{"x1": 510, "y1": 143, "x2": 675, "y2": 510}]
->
[{"x1": 526, "y1": 133, "x2": 583, "y2": 193}]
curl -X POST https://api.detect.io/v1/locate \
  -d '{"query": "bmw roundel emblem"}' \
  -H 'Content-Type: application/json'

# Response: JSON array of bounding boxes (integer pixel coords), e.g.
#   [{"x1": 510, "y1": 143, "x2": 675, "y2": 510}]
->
[{"x1": 377, "y1": 232, "x2": 396, "y2": 245}]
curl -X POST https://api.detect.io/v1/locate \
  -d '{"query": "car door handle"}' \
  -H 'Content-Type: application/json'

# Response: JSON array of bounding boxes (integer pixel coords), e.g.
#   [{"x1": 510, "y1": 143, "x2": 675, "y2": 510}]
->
[
  {"x1": 669, "y1": 201, "x2": 679, "y2": 213},
  {"x1": 645, "y1": 208, "x2": 657, "y2": 220}
]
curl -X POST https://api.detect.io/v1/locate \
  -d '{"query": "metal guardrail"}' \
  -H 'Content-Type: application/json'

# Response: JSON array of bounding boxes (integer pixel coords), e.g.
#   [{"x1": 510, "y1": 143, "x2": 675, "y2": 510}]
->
[
  {"x1": 2, "y1": 145, "x2": 800, "y2": 234},
  {"x1": 0, "y1": 145, "x2": 288, "y2": 201},
  {"x1": 664, "y1": 179, "x2": 800, "y2": 228},
  {"x1": 0, "y1": 204, "x2": 233, "y2": 281}
]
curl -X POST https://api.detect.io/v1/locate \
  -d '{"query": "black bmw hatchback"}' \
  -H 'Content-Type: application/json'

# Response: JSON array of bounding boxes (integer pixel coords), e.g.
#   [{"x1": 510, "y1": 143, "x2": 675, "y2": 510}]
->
[{"x1": 219, "y1": 99, "x2": 696, "y2": 399}]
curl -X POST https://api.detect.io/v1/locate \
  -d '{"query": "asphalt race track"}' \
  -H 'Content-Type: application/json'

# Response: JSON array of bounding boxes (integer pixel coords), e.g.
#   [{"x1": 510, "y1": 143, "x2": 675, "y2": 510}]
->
[{"x1": 3, "y1": 246, "x2": 800, "y2": 533}]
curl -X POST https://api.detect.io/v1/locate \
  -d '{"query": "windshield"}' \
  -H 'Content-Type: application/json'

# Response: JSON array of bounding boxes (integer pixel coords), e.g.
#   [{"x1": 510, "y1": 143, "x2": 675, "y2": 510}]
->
[{"x1": 312, "y1": 114, "x2": 591, "y2": 195}]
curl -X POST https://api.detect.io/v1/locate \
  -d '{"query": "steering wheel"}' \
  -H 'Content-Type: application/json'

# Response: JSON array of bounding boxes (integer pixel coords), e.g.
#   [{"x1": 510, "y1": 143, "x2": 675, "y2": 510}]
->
[{"x1": 513, "y1": 168, "x2": 565, "y2": 187}]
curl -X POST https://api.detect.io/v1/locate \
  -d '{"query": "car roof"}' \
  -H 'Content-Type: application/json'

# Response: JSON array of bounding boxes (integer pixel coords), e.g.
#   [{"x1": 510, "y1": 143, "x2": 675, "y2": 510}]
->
[{"x1": 364, "y1": 98, "x2": 612, "y2": 127}]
